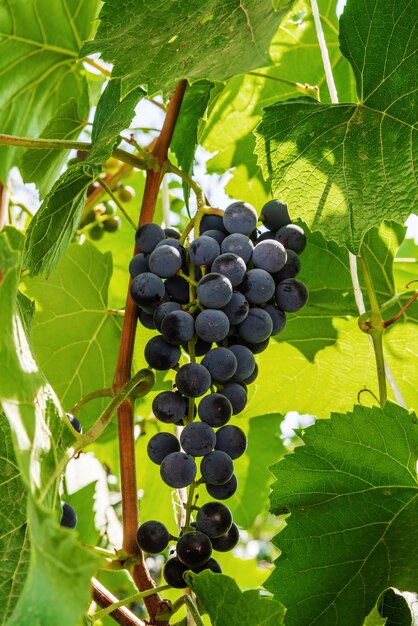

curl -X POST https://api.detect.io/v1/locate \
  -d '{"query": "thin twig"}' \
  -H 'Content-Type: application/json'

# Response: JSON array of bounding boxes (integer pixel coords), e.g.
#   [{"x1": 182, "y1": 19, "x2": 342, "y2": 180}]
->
[
  {"x1": 97, "y1": 178, "x2": 137, "y2": 230},
  {"x1": 91, "y1": 578, "x2": 146, "y2": 626}
]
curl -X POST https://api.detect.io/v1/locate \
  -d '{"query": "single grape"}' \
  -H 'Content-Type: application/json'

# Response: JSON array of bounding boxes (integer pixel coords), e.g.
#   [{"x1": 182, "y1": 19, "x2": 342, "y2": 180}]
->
[
  {"x1": 195, "y1": 309, "x2": 230, "y2": 343},
  {"x1": 202, "y1": 229, "x2": 227, "y2": 244},
  {"x1": 223, "y1": 202, "x2": 258, "y2": 235},
  {"x1": 161, "y1": 310, "x2": 195, "y2": 345},
  {"x1": 160, "y1": 452, "x2": 196, "y2": 488},
  {"x1": 243, "y1": 362, "x2": 258, "y2": 384},
  {"x1": 130, "y1": 272, "x2": 165, "y2": 310},
  {"x1": 220, "y1": 292, "x2": 249, "y2": 325},
  {"x1": 264, "y1": 304, "x2": 286, "y2": 335},
  {"x1": 89, "y1": 224, "x2": 104, "y2": 240},
  {"x1": 165, "y1": 276, "x2": 189, "y2": 303},
  {"x1": 273, "y1": 249, "x2": 301, "y2": 282},
  {"x1": 238, "y1": 308, "x2": 273, "y2": 343},
  {"x1": 196, "y1": 502, "x2": 233, "y2": 538},
  {"x1": 255, "y1": 230, "x2": 276, "y2": 243},
  {"x1": 240, "y1": 269, "x2": 275, "y2": 304},
  {"x1": 180, "y1": 422, "x2": 216, "y2": 457},
  {"x1": 152, "y1": 391, "x2": 186, "y2": 424},
  {"x1": 260, "y1": 200, "x2": 291, "y2": 231},
  {"x1": 200, "y1": 213, "x2": 227, "y2": 234},
  {"x1": 200, "y1": 450, "x2": 234, "y2": 485},
  {"x1": 201, "y1": 347, "x2": 237, "y2": 382},
  {"x1": 144, "y1": 336, "x2": 180, "y2": 370},
  {"x1": 117, "y1": 185, "x2": 135, "y2": 203},
  {"x1": 153, "y1": 301, "x2": 182, "y2": 331},
  {"x1": 177, "y1": 531, "x2": 212, "y2": 567},
  {"x1": 211, "y1": 523, "x2": 240, "y2": 552},
  {"x1": 276, "y1": 224, "x2": 306, "y2": 254},
  {"x1": 138, "y1": 309, "x2": 156, "y2": 330},
  {"x1": 175, "y1": 363, "x2": 212, "y2": 398},
  {"x1": 221, "y1": 233, "x2": 253, "y2": 264},
  {"x1": 129, "y1": 253, "x2": 149, "y2": 277},
  {"x1": 215, "y1": 425, "x2": 247, "y2": 459},
  {"x1": 183, "y1": 337, "x2": 213, "y2": 357},
  {"x1": 66, "y1": 412, "x2": 82, "y2": 434},
  {"x1": 275, "y1": 278, "x2": 308, "y2": 312},
  {"x1": 135, "y1": 223, "x2": 165, "y2": 253},
  {"x1": 198, "y1": 393, "x2": 233, "y2": 427},
  {"x1": 228, "y1": 345, "x2": 255, "y2": 381},
  {"x1": 163, "y1": 557, "x2": 188, "y2": 588},
  {"x1": 60, "y1": 502, "x2": 77, "y2": 529},
  {"x1": 136, "y1": 520, "x2": 169, "y2": 553},
  {"x1": 147, "y1": 432, "x2": 180, "y2": 464},
  {"x1": 197, "y1": 273, "x2": 233, "y2": 309},
  {"x1": 206, "y1": 474, "x2": 238, "y2": 500},
  {"x1": 218, "y1": 383, "x2": 247, "y2": 415},
  {"x1": 252, "y1": 239, "x2": 287, "y2": 273},
  {"x1": 211, "y1": 253, "x2": 246, "y2": 287},
  {"x1": 239, "y1": 337, "x2": 270, "y2": 354},
  {"x1": 149, "y1": 245, "x2": 182, "y2": 278},
  {"x1": 189, "y1": 235, "x2": 220, "y2": 267},
  {"x1": 193, "y1": 557, "x2": 222, "y2": 574}
]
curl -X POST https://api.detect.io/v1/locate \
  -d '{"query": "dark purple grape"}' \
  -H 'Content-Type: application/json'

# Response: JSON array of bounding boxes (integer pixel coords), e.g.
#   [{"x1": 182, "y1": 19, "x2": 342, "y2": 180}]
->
[
  {"x1": 139, "y1": 309, "x2": 156, "y2": 330},
  {"x1": 211, "y1": 523, "x2": 240, "y2": 552},
  {"x1": 175, "y1": 363, "x2": 212, "y2": 397},
  {"x1": 221, "y1": 233, "x2": 253, "y2": 263},
  {"x1": 255, "y1": 230, "x2": 276, "y2": 243},
  {"x1": 238, "y1": 308, "x2": 273, "y2": 343},
  {"x1": 211, "y1": 253, "x2": 246, "y2": 287},
  {"x1": 197, "y1": 273, "x2": 233, "y2": 309},
  {"x1": 276, "y1": 224, "x2": 306, "y2": 254},
  {"x1": 136, "y1": 520, "x2": 170, "y2": 553},
  {"x1": 163, "y1": 558, "x2": 188, "y2": 588},
  {"x1": 243, "y1": 362, "x2": 258, "y2": 384},
  {"x1": 135, "y1": 223, "x2": 165, "y2": 253},
  {"x1": 195, "y1": 309, "x2": 230, "y2": 343},
  {"x1": 240, "y1": 269, "x2": 275, "y2": 304},
  {"x1": 180, "y1": 422, "x2": 216, "y2": 457},
  {"x1": 160, "y1": 452, "x2": 196, "y2": 488},
  {"x1": 196, "y1": 502, "x2": 232, "y2": 538},
  {"x1": 189, "y1": 235, "x2": 220, "y2": 266},
  {"x1": 66, "y1": 412, "x2": 82, "y2": 434},
  {"x1": 149, "y1": 245, "x2": 182, "y2": 277},
  {"x1": 223, "y1": 202, "x2": 258, "y2": 235},
  {"x1": 218, "y1": 383, "x2": 247, "y2": 415},
  {"x1": 161, "y1": 310, "x2": 195, "y2": 345},
  {"x1": 252, "y1": 240, "x2": 287, "y2": 273},
  {"x1": 147, "y1": 432, "x2": 180, "y2": 464},
  {"x1": 193, "y1": 557, "x2": 222, "y2": 574},
  {"x1": 206, "y1": 474, "x2": 238, "y2": 500},
  {"x1": 164, "y1": 227, "x2": 181, "y2": 239},
  {"x1": 200, "y1": 451, "x2": 234, "y2": 485},
  {"x1": 275, "y1": 278, "x2": 308, "y2": 312},
  {"x1": 165, "y1": 275, "x2": 189, "y2": 303},
  {"x1": 144, "y1": 336, "x2": 180, "y2": 370},
  {"x1": 202, "y1": 229, "x2": 227, "y2": 244},
  {"x1": 198, "y1": 393, "x2": 233, "y2": 427},
  {"x1": 260, "y1": 200, "x2": 291, "y2": 231},
  {"x1": 155, "y1": 237, "x2": 184, "y2": 253},
  {"x1": 228, "y1": 345, "x2": 255, "y2": 381},
  {"x1": 200, "y1": 213, "x2": 227, "y2": 234},
  {"x1": 130, "y1": 272, "x2": 165, "y2": 309},
  {"x1": 152, "y1": 391, "x2": 186, "y2": 424},
  {"x1": 129, "y1": 253, "x2": 149, "y2": 277},
  {"x1": 153, "y1": 302, "x2": 182, "y2": 331},
  {"x1": 273, "y1": 249, "x2": 301, "y2": 281},
  {"x1": 220, "y1": 292, "x2": 249, "y2": 325},
  {"x1": 264, "y1": 304, "x2": 286, "y2": 335},
  {"x1": 215, "y1": 425, "x2": 247, "y2": 459},
  {"x1": 239, "y1": 337, "x2": 270, "y2": 354},
  {"x1": 201, "y1": 347, "x2": 237, "y2": 382},
  {"x1": 60, "y1": 502, "x2": 77, "y2": 529},
  {"x1": 183, "y1": 337, "x2": 213, "y2": 357},
  {"x1": 177, "y1": 531, "x2": 212, "y2": 567}
]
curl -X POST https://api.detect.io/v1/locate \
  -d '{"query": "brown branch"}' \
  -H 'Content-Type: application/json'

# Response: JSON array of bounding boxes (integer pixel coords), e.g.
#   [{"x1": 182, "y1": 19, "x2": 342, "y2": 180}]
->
[
  {"x1": 0, "y1": 180, "x2": 9, "y2": 229},
  {"x1": 113, "y1": 79, "x2": 187, "y2": 624},
  {"x1": 91, "y1": 578, "x2": 145, "y2": 626}
]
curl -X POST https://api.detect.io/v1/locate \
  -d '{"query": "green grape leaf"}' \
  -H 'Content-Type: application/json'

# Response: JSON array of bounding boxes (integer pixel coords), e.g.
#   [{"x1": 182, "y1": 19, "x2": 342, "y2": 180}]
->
[
  {"x1": 363, "y1": 606, "x2": 387, "y2": 626},
  {"x1": 20, "y1": 98, "x2": 89, "y2": 197},
  {"x1": 202, "y1": 0, "x2": 356, "y2": 208},
  {"x1": 24, "y1": 162, "x2": 99, "y2": 277},
  {"x1": 171, "y1": 80, "x2": 214, "y2": 203},
  {"x1": 266, "y1": 403, "x2": 418, "y2": 626},
  {"x1": 0, "y1": 0, "x2": 97, "y2": 179},
  {"x1": 379, "y1": 588, "x2": 418, "y2": 626},
  {"x1": 8, "y1": 497, "x2": 102, "y2": 626},
  {"x1": 188, "y1": 571, "x2": 285, "y2": 626},
  {"x1": 255, "y1": 0, "x2": 418, "y2": 252},
  {"x1": 82, "y1": 0, "x2": 294, "y2": 98},
  {"x1": 23, "y1": 242, "x2": 121, "y2": 431},
  {"x1": 0, "y1": 416, "x2": 29, "y2": 625},
  {"x1": 89, "y1": 79, "x2": 145, "y2": 164}
]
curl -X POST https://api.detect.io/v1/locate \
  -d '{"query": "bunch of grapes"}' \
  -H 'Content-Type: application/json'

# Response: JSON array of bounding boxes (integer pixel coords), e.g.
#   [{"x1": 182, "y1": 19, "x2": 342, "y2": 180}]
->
[{"x1": 129, "y1": 199, "x2": 308, "y2": 587}]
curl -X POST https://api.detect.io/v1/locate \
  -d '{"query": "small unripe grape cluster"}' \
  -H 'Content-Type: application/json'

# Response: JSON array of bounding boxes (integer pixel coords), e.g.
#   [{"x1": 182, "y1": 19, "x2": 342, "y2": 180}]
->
[
  {"x1": 129, "y1": 199, "x2": 308, "y2": 587},
  {"x1": 77, "y1": 180, "x2": 136, "y2": 240}
]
